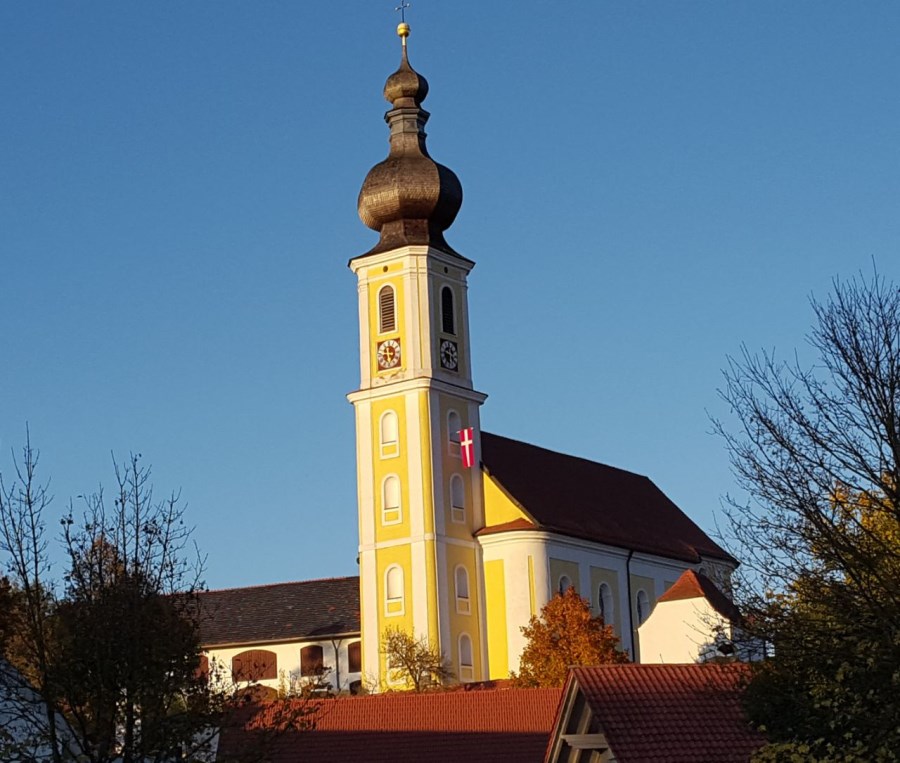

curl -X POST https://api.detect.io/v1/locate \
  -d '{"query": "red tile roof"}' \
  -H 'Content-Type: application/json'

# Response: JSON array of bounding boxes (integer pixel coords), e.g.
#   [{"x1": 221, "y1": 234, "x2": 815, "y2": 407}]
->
[
  {"x1": 556, "y1": 664, "x2": 764, "y2": 763},
  {"x1": 218, "y1": 687, "x2": 563, "y2": 763},
  {"x1": 657, "y1": 569, "x2": 742, "y2": 622},
  {"x1": 481, "y1": 432, "x2": 734, "y2": 564},
  {"x1": 197, "y1": 576, "x2": 360, "y2": 647}
]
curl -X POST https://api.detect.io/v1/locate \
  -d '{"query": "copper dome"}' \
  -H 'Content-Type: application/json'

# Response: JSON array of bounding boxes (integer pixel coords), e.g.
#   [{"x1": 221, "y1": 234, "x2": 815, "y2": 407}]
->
[{"x1": 357, "y1": 41, "x2": 462, "y2": 257}]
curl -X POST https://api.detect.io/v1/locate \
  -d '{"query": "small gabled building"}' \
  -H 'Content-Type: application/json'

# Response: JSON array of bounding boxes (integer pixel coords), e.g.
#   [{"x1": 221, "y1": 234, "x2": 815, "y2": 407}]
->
[
  {"x1": 637, "y1": 568, "x2": 763, "y2": 664},
  {"x1": 545, "y1": 664, "x2": 765, "y2": 763},
  {"x1": 197, "y1": 576, "x2": 362, "y2": 694}
]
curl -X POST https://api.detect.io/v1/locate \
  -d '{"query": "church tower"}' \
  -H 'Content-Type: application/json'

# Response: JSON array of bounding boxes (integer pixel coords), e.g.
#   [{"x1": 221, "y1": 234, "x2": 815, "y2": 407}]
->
[{"x1": 348, "y1": 22, "x2": 488, "y2": 688}]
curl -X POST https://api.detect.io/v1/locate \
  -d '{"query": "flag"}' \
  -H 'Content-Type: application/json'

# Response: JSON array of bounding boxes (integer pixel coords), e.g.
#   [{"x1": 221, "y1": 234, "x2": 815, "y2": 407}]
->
[{"x1": 459, "y1": 427, "x2": 475, "y2": 468}]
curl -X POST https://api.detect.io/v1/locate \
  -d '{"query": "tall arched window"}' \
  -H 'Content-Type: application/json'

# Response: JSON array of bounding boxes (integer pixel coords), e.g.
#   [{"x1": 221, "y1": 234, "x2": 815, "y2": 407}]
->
[
  {"x1": 385, "y1": 565, "x2": 404, "y2": 616},
  {"x1": 458, "y1": 633, "x2": 474, "y2": 681},
  {"x1": 300, "y1": 645, "x2": 324, "y2": 677},
  {"x1": 378, "y1": 285, "x2": 396, "y2": 334},
  {"x1": 558, "y1": 575, "x2": 573, "y2": 595},
  {"x1": 441, "y1": 286, "x2": 455, "y2": 335},
  {"x1": 455, "y1": 565, "x2": 470, "y2": 614},
  {"x1": 450, "y1": 474, "x2": 466, "y2": 523},
  {"x1": 380, "y1": 410, "x2": 399, "y2": 459},
  {"x1": 382, "y1": 475, "x2": 401, "y2": 525},
  {"x1": 636, "y1": 589, "x2": 650, "y2": 624},
  {"x1": 598, "y1": 582, "x2": 614, "y2": 625},
  {"x1": 448, "y1": 410, "x2": 462, "y2": 456}
]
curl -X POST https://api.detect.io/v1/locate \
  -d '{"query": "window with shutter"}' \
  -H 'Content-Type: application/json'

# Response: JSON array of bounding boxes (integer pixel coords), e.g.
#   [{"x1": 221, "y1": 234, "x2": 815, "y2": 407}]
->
[
  {"x1": 441, "y1": 286, "x2": 455, "y2": 335},
  {"x1": 300, "y1": 645, "x2": 325, "y2": 677},
  {"x1": 378, "y1": 285, "x2": 396, "y2": 334},
  {"x1": 348, "y1": 641, "x2": 362, "y2": 673},
  {"x1": 232, "y1": 649, "x2": 277, "y2": 682}
]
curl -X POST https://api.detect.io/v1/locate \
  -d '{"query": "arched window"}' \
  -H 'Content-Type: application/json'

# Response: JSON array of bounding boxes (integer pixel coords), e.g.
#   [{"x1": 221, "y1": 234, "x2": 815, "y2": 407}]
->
[
  {"x1": 636, "y1": 589, "x2": 650, "y2": 624},
  {"x1": 441, "y1": 286, "x2": 455, "y2": 335},
  {"x1": 558, "y1": 575, "x2": 573, "y2": 595},
  {"x1": 380, "y1": 410, "x2": 399, "y2": 459},
  {"x1": 348, "y1": 641, "x2": 362, "y2": 673},
  {"x1": 385, "y1": 565, "x2": 404, "y2": 616},
  {"x1": 598, "y1": 582, "x2": 614, "y2": 625},
  {"x1": 232, "y1": 649, "x2": 277, "y2": 682},
  {"x1": 378, "y1": 285, "x2": 396, "y2": 334},
  {"x1": 450, "y1": 474, "x2": 466, "y2": 523},
  {"x1": 458, "y1": 633, "x2": 474, "y2": 681},
  {"x1": 455, "y1": 565, "x2": 470, "y2": 615},
  {"x1": 382, "y1": 475, "x2": 402, "y2": 525},
  {"x1": 300, "y1": 645, "x2": 324, "y2": 677},
  {"x1": 448, "y1": 410, "x2": 462, "y2": 456}
]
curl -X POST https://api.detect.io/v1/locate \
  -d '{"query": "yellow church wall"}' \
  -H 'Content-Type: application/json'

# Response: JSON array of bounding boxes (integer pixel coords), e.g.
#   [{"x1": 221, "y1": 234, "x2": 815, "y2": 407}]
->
[
  {"x1": 417, "y1": 391, "x2": 436, "y2": 537},
  {"x1": 549, "y1": 558, "x2": 581, "y2": 596},
  {"x1": 590, "y1": 566, "x2": 622, "y2": 640},
  {"x1": 483, "y1": 559, "x2": 509, "y2": 679},
  {"x1": 374, "y1": 543, "x2": 414, "y2": 683},
  {"x1": 443, "y1": 543, "x2": 482, "y2": 681},
  {"x1": 369, "y1": 396, "x2": 411, "y2": 543},
  {"x1": 482, "y1": 474, "x2": 530, "y2": 528}
]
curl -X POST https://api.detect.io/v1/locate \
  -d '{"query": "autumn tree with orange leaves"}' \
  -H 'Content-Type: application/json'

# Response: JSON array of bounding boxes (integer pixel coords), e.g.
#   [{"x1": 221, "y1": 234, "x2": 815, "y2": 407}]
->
[{"x1": 511, "y1": 587, "x2": 628, "y2": 688}]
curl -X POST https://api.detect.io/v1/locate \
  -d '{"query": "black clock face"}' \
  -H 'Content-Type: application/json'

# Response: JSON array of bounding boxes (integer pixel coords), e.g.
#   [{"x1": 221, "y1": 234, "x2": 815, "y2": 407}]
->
[
  {"x1": 440, "y1": 339, "x2": 458, "y2": 371},
  {"x1": 377, "y1": 339, "x2": 401, "y2": 370}
]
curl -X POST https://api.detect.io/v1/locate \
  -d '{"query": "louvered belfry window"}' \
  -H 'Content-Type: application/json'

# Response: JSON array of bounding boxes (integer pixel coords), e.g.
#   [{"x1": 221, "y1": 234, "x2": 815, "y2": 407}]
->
[
  {"x1": 379, "y1": 285, "x2": 396, "y2": 333},
  {"x1": 441, "y1": 286, "x2": 455, "y2": 335}
]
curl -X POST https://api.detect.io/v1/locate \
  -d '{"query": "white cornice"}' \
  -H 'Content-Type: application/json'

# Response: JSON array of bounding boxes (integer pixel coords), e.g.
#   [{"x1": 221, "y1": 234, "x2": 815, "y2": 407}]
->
[{"x1": 347, "y1": 377, "x2": 488, "y2": 405}]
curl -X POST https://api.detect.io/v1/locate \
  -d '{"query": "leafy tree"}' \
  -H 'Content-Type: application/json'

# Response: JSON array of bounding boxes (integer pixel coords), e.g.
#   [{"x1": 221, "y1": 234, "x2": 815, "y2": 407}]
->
[
  {"x1": 380, "y1": 626, "x2": 453, "y2": 691},
  {"x1": 0, "y1": 436, "x2": 303, "y2": 763},
  {"x1": 512, "y1": 587, "x2": 628, "y2": 688},
  {"x1": 715, "y1": 273, "x2": 900, "y2": 761}
]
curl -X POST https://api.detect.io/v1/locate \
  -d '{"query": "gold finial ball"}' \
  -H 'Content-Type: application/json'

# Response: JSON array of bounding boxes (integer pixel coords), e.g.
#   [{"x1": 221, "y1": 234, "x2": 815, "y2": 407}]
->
[{"x1": 397, "y1": 22, "x2": 410, "y2": 38}]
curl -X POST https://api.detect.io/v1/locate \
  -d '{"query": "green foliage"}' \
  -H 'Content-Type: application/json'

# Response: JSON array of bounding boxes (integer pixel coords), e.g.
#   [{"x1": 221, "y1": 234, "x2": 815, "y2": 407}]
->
[
  {"x1": 512, "y1": 587, "x2": 628, "y2": 688},
  {"x1": 717, "y1": 273, "x2": 900, "y2": 760}
]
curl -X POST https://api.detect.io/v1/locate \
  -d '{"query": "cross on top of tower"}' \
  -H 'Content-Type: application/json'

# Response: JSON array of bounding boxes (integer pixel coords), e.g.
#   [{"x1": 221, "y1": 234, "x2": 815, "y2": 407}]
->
[
  {"x1": 394, "y1": 1, "x2": 410, "y2": 23},
  {"x1": 394, "y1": 1, "x2": 411, "y2": 42}
]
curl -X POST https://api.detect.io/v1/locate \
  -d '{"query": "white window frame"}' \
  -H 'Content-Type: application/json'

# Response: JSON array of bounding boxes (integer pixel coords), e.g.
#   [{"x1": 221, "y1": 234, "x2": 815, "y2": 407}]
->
[
  {"x1": 379, "y1": 410, "x2": 400, "y2": 459},
  {"x1": 458, "y1": 633, "x2": 474, "y2": 682},
  {"x1": 449, "y1": 474, "x2": 466, "y2": 524},
  {"x1": 455, "y1": 565, "x2": 471, "y2": 615},
  {"x1": 381, "y1": 475, "x2": 402, "y2": 526},
  {"x1": 385, "y1": 565, "x2": 405, "y2": 617},
  {"x1": 448, "y1": 410, "x2": 462, "y2": 457}
]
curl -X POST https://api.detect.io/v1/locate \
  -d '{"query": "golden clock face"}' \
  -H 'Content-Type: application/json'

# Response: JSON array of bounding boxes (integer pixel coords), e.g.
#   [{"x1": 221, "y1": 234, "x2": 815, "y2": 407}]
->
[
  {"x1": 376, "y1": 339, "x2": 401, "y2": 370},
  {"x1": 440, "y1": 339, "x2": 458, "y2": 371}
]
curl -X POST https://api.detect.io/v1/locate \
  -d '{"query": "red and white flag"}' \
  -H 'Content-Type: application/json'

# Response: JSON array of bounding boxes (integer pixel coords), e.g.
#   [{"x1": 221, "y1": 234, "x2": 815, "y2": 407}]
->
[{"x1": 459, "y1": 427, "x2": 475, "y2": 468}]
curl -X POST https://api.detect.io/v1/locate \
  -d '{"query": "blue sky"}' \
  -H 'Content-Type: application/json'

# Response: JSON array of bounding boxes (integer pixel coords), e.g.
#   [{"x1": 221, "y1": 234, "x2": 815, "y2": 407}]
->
[{"x1": 2, "y1": 2, "x2": 898, "y2": 590}]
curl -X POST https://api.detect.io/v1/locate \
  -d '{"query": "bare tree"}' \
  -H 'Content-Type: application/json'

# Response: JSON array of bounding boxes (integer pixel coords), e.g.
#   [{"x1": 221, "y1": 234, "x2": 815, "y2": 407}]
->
[
  {"x1": 380, "y1": 627, "x2": 453, "y2": 691},
  {"x1": 715, "y1": 272, "x2": 900, "y2": 759}
]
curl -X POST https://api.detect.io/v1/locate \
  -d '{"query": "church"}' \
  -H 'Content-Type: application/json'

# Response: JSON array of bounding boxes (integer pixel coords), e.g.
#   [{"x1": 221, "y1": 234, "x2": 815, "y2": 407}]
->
[{"x1": 198, "y1": 21, "x2": 738, "y2": 692}]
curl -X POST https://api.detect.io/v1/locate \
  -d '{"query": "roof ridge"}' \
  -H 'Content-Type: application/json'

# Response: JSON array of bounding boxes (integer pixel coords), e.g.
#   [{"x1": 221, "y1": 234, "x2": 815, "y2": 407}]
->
[{"x1": 201, "y1": 575, "x2": 359, "y2": 594}]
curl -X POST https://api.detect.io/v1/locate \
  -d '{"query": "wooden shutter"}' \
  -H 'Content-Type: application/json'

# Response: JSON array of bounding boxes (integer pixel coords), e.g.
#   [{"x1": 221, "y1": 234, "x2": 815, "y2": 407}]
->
[
  {"x1": 441, "y1": 286, "x2": 455, "y2": 335},
  {"x1": 300, "y1": 645, "x2": 324, "y2": 677},
  {"x1": 232, "y1": 649, "x2": 277, "y2": 681},
  {"x1": 379, "y1": 286, "x2": 396, "y2": 333},
  {"x1": 348, "y1": 641, "x2": 362, "y2": 673}
]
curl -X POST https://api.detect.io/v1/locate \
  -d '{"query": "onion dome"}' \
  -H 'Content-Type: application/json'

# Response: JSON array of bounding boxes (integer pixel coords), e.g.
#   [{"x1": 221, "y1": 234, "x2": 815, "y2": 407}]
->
[{"x1": 357, "y1": 23, "x2": 463, "y2": 257}]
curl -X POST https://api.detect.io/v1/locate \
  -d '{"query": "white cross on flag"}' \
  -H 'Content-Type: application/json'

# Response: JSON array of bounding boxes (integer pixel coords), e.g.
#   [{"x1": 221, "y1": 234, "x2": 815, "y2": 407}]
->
[{"x1": 459, "y1": 427, "x2": 475, "y2": 468}]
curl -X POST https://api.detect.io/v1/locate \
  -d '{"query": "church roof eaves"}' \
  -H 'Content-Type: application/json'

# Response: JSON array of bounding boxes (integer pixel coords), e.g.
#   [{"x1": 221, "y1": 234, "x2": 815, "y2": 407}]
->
[{"x1": 480, "y1": 432, "x2": 736, "y2": 565}]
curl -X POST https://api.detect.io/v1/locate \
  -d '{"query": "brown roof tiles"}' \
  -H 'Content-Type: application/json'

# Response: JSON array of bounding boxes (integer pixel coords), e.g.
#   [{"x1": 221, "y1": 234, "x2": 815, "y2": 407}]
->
[
  {"x1": 481, "y1": 432, "x2": 734, "y2": 564},
  {"x1": 197, "y1": 576, "x2": 360, "y2": 648}
]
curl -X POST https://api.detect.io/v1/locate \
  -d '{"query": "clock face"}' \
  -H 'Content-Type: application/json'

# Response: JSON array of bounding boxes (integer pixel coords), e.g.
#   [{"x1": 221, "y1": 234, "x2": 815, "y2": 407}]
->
[
  {"x1": 376, "y1": 339, "x2": 401, "y2": 370},
  {"x1": 439, "y1": 339, "x2": 458, "y2": 371}
]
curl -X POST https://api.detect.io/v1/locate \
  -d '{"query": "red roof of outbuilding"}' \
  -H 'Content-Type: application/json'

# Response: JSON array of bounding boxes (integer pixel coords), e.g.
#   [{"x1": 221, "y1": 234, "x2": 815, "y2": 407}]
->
[
  {"x1": 551, "y1": 664, "x2": 764, "y2": 763},
  {"x1": 657, "y1": 569, "x2": 742, "y2": 622},
  {"x1": 481, "y1": 432, "x2": 735, "y2": 564},
  {"x1": 218, "y1": 687, "x2": 562, "y2": 763}
]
